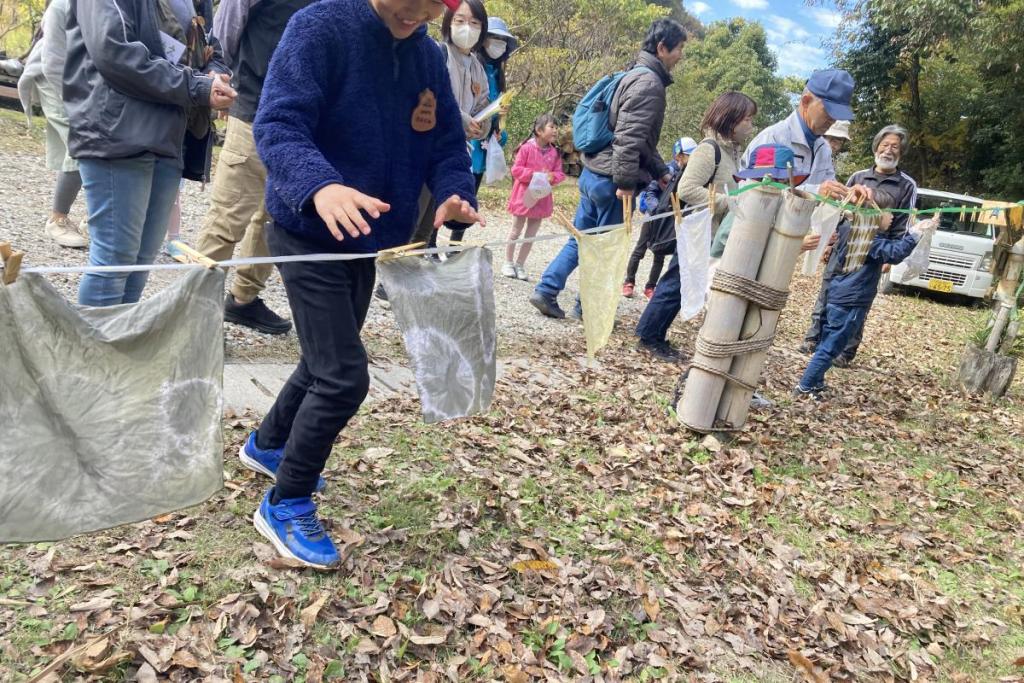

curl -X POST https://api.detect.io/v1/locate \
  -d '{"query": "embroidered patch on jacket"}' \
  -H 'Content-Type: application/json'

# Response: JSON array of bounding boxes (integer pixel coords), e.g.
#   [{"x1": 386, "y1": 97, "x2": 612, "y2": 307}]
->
[{"x1": 411, "y1": 89, "x2": 437, "y2": 132}]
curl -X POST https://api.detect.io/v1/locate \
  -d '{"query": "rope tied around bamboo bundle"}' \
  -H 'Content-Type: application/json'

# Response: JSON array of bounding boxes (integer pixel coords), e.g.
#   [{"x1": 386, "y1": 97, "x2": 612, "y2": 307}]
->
[
  {"x1": 688, "y1": 359, "x2": 758, "y2": 391},
  {"x1": 694, "y1": 333, "x2": 774, "y2": 359},
  {"x1": 690, "y1": 268, "x2": 789, "y2": 390},
  {"x1": 710, "y1": 270, "x2": 790, "y2": 311}
]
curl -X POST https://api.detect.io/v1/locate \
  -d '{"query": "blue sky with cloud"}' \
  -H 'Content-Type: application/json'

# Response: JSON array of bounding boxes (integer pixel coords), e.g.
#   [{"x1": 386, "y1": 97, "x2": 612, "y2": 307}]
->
[{"x1": 684, "y1": 0, "x2": 843, "y2": 77}]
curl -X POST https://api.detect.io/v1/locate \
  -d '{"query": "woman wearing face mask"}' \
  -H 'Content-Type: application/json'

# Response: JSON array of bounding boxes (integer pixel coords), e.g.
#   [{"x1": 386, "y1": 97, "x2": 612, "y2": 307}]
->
[
  {"x1": 469, "y1": 17, "x2": 517, "y2": 191},
  {"x1": 635, "y1": 91, "x2": 758, "y2": 361},
  {"x1": 675, "y1": 91, "x2": 757, "y2": 231},
  {"x1": 440, "y1": 0, "x2": 490, "y2": 142},
  {"x1": 413, "y1": 0, "x2": 489, "y2": 254}
]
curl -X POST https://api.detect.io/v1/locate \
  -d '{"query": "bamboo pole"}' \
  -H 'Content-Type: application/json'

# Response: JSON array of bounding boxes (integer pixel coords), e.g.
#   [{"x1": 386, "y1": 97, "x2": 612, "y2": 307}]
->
[
  {"x1": 677, "y1": 183, "x2": 784, "y2": 431},
  {"x1": 717, "y1": 189, "x2": 817, "y2": 426}
]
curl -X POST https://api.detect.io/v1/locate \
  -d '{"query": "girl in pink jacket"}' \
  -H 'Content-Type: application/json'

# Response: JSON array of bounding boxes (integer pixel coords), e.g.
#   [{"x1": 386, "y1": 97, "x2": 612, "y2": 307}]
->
[{"x1": 503, "y1": 114, "x2": 565, "y2": 279}]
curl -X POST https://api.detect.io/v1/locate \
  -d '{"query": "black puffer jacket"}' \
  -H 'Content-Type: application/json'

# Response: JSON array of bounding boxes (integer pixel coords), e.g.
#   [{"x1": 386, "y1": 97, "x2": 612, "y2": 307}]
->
[
  {"x1": 64, "y1": 0, "x2": 227, "y2": 179},
  {"x1": 582, "y1": 50, "x2": 672, "y2": 191}
]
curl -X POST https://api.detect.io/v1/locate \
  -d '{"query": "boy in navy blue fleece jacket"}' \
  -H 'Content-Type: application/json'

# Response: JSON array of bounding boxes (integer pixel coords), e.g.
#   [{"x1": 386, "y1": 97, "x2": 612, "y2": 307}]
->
[
  {"x1": 243, "y1": 0, "x2": 482, "y2": 569},
  {"x1": 796, "y1": 191, "x2": 926, "y2": 398}
]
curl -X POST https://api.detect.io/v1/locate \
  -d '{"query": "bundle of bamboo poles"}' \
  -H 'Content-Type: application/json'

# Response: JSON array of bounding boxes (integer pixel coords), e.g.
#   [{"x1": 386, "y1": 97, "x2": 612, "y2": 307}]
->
[{"x1": 676, "y1": 182, "x2": 817, "y2": 433}]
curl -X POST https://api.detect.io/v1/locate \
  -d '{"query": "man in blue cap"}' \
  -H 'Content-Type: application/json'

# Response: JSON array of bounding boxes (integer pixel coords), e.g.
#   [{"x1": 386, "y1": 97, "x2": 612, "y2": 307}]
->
[{"x1": 743, "y1": 69, "x2": 870, "y2": 202}]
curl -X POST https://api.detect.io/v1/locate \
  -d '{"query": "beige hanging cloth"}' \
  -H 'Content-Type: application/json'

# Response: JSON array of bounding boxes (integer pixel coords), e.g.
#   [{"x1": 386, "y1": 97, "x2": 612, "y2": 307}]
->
[{"x1": 577, "y1": 225, "x2": 631, "y2": 358}]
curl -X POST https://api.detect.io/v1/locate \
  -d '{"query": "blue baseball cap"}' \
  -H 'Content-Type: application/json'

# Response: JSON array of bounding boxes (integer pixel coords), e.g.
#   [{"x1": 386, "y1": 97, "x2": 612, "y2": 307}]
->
[
  {"x1": 735, "y1": 144, "x2": 809, "y2": 185},
  {"x1": 806, "y1": 69, "x2": 855, "y2": 121}
]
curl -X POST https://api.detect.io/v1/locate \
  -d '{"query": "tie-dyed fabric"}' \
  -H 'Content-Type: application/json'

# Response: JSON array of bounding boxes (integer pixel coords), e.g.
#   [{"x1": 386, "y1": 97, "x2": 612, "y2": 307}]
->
[
  {"x1": 578, "y1": 226, "x2": 631, "y2": 358},
  {"x1": 378, "y1": 247, "x2": 497, "y2": 423},
  {"x1": 0, "y1": 268, "x2": 225, "y2": 542}
]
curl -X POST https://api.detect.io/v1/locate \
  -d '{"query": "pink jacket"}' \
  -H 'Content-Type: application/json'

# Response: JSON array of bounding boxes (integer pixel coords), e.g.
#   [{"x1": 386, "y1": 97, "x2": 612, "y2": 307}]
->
[{"x1": 506, "y1": 138, "x2": 565, "y2": 218}]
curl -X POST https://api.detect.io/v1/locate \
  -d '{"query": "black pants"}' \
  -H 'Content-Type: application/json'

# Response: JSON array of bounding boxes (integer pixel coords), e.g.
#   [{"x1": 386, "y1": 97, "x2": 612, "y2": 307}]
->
[
  {"x1": 803, "y1": 279, "x2": 866, "y2": 359},
  {"x1": 624, "y1": 222, "x2": 666, "y2": 288},
  {"x1": 257, "y1": 224, "x2": 375, "y2": 500}
]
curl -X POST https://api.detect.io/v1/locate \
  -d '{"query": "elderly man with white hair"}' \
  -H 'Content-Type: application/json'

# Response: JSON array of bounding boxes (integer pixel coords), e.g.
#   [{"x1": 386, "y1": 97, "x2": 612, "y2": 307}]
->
[{"x1": 799, "y1": 124, "x2": 919, "y2": 365}]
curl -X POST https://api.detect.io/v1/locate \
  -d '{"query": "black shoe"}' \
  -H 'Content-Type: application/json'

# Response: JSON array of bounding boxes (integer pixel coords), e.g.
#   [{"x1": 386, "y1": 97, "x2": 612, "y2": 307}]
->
[
  {"x1": 637, "y1": 338, "x2": 684, "y2": 362},
  {"x1": 529, "y1": 291, "x2": 565, "y2": 319},
  {"x1": 798, "y1": 341, "x2": 817, "y2": 355},
  {"x1": 374, "y1": 283, "x2": 389, "y2": 301},
  {"x1": 568, "y1": 301, "x2": 583, "y2": 321},
  {"x1": 224, "y1": 294, "x2": 292, "y2": 335},
  {"x1": 832, "y1": 354, "x2": 853, "y2": 368}
]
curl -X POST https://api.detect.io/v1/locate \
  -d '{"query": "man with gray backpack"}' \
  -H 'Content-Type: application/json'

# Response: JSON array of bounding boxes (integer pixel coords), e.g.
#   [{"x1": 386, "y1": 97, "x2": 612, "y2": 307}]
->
[{"x1": 529, "y1": 18, "x2": 686, "y2": 319}]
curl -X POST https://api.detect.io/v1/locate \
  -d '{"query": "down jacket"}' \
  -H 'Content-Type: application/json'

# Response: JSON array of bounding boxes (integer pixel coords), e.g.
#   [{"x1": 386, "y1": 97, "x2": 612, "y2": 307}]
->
[{"x1": 582, "y1": 49, "x2": 672, "y2": 191}]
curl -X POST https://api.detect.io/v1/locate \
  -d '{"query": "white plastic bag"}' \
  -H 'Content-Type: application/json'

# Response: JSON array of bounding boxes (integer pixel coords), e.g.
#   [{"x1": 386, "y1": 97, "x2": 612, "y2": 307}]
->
[
  {"x1": 522, "y1": 171, "x2": 551, "y2": 209},
  {"x1": 483, "y1": 133, "x2": 508, "y2": 185},
  {"x1": 801, "y1": 202, "x2": 844, "y2": 276},
  {"x1": 676, "y1": 208, "x2": 712, "y2": 321},
  {"x1": 899, "y1": 218, "x2": 937, "y2": 283}
]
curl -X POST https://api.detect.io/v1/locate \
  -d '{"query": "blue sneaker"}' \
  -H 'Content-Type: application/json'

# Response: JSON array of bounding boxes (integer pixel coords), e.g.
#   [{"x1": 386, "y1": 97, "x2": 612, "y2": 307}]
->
[
  {"x1": 238, "y1": 432, "x2": 325, "y2": 493},
  {"x1": 253, "y1": 490, "x2": 340, "y2": 569}
]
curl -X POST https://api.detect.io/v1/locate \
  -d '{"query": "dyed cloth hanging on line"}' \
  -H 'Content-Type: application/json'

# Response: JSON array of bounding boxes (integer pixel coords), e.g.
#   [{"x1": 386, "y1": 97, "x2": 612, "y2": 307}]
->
[
  {"x1": 577, "y1": 225, "x2": 631, "y2": 358},
  {"x1": 377, "y1": 247, "x2": 497, "y2": 423},
  {"x1": 0, "y1": 269, "x2": 226, "y2": 542}
]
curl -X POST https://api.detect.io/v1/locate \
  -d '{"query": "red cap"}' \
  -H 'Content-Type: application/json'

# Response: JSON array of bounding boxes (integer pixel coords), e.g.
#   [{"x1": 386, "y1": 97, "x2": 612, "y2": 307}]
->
[{"x1": 442, "y1": 0, "x2": 460, "y2": 8}]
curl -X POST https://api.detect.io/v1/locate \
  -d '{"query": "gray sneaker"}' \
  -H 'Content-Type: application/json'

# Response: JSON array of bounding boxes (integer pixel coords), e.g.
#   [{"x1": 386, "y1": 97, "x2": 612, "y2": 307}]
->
[{"x1": 529, "y1": 291, "x2": 565, "y2": 319}]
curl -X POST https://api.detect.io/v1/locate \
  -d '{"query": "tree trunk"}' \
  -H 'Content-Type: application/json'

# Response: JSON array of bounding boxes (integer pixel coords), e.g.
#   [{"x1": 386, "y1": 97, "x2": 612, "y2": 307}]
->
[
  {"x1": 908, "y1": 52, "x2": 927, "y2": 182},
  {"x1": 958, "y1": 345, "x2": 1017, "y2": 398}
]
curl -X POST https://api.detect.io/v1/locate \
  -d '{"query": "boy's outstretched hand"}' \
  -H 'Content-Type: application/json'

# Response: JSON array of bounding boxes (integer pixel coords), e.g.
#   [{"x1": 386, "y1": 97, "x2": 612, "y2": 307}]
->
[
  {"x1": 434, "y1": 195, "x2": 486, "y2": 229},
  {"x1": 313, "y1": 184, "x2": 391, "y2": 241}
]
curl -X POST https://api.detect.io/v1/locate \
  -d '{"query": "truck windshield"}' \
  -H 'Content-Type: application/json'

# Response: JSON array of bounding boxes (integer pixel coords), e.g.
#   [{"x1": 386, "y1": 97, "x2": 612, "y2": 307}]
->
[{"x1": 916, "y1": 195, "x2": 993, "y2": 238}]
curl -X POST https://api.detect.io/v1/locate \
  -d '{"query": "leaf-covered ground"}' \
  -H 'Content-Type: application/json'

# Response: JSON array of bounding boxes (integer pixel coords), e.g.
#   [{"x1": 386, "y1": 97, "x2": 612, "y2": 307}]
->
[{"x1": 3, "y1": 270, "x2": 1022, "y2": 682}]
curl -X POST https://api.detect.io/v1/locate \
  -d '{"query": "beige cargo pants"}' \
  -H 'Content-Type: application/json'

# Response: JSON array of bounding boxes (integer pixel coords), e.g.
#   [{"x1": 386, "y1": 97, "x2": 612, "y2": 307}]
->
[{"x1": 196, "y1": 117, "x2": 273, "y2": 304}]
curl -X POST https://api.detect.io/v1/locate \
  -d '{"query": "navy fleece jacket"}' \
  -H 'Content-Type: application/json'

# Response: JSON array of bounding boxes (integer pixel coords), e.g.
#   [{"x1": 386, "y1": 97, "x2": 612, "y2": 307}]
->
[
  {"x1": 253, "y1": 0, "x2": 477, "y2": 252},
  {"x1": 827, "y1": 222, "x2": 920, "y2": 308}
]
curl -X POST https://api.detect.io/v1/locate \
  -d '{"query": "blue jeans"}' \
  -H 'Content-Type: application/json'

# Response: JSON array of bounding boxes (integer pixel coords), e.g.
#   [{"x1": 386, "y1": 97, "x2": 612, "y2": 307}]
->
[
  {"x1": 804, "y1": 280, "x2": 867, "y2": 359},
  {"x1": 535, "y1": 168, "x2": 623, "y2": 299},
  {"x1": 635, "y1": 252, "x2": 679, "y2": 343},
  {"x1": 78, "y1": 155, "x2": 182, "y2": 306},
  {"x1": 799, "y1": 304, "x2": 865, "y2": 389}
]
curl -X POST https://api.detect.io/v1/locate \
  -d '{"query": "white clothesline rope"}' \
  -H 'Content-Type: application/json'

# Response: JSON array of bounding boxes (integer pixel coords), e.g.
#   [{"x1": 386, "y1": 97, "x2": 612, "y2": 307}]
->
[{"x1": 15, "y1": 202, "x2": 709, "y2": 276}]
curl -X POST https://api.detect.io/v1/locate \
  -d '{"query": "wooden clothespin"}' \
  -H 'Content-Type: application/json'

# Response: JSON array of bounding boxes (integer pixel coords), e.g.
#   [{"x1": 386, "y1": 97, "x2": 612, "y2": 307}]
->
[
  {"x1": 378, "y1": 241, "x2": 427, "y2": 262},
  {"x1": 959, "y1": 205, "x2": 966, "y2": 223},
  {"x1": 553, "y1": 209, "x2": 584, "y2": 240},
  {"x1": 669, "y1": 191, "x2": 682, "y2": 225},
  {"x1": 621, "y1": 194, "x2": 634, "y2": 236},
  {"x1": 0, "y1": 242, "x2": 24, "y2": 285},
  {"x1": 168, "y1": 240, "x2": 218, "y2": 268}
]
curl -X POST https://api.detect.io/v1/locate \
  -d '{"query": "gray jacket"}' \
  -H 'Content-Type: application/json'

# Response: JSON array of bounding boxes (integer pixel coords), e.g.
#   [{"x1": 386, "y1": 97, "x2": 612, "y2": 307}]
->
[
  {"x1": 582, "y1": 50, "x2": 672, "y2": 190},
  {"x1": 64, "y1": 0, "x2": 223, "y2": 166}
]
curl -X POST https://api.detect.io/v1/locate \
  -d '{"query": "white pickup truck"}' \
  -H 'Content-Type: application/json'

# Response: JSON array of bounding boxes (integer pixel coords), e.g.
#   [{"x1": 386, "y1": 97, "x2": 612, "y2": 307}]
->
[{"x1": 882, "y1": 188, "x2": 994, "y2": 299}]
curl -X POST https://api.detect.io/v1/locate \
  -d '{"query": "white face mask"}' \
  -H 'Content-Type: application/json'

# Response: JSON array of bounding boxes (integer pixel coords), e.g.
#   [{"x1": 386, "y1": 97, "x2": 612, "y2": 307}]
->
[
  {"x1": 451, "y1": 24, "x2": 481, "y2": 51},
  {"x1": 484, "y1": 39, "x2": 507, "y2": 60},
  {"x1": 874, "y1": 152, "x2": 898, "y2": 171}
]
